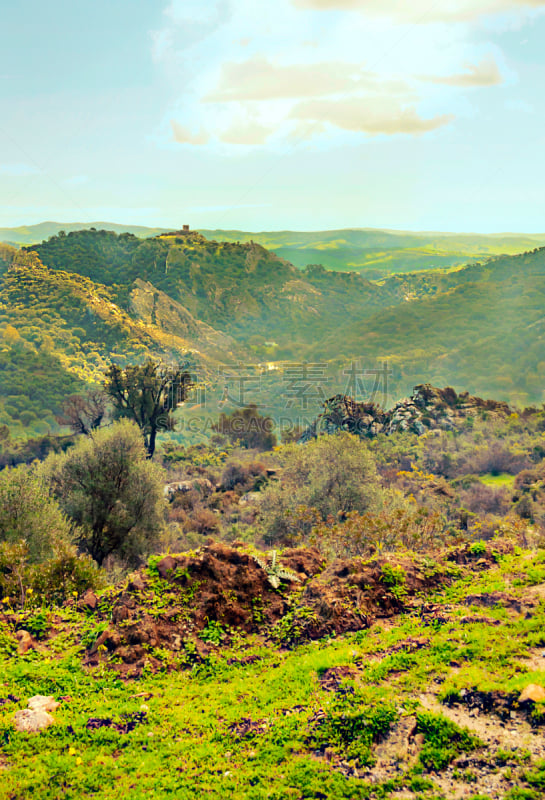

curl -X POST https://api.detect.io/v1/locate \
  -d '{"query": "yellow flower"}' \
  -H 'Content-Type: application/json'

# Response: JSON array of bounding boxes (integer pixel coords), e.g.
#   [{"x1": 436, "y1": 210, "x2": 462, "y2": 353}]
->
[{"x1": 68, "y1": 747, "x2": 77, "y2": 756}]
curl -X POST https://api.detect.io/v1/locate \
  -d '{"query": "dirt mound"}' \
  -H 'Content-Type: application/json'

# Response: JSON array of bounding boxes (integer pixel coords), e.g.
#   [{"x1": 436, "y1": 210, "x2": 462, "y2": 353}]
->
[
  {"x1": 85, "y1": 542, "x2": 325, "y2": 676},
  {"x1": 82, "y1": 542, "x2": 499, "y2": 676},
  {"x1": 299, "y1": 555, "x2": 451, "y2": 639}
]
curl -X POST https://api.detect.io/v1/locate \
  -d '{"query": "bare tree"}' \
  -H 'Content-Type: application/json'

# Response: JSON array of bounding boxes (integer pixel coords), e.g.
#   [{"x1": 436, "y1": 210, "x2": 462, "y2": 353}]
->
[{"x1": 57, "y1": 391, "x2": 107, "y2": 436}]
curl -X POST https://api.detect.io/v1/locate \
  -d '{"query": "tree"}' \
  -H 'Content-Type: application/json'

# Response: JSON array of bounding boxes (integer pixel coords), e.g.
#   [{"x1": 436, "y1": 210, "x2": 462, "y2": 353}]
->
[
  {"x1": 44, "y1": 420, "x2": 166, "y2": 565},
  {"x1": 57, "y1": 390, "x2": 106, "y2": 435},
  {"x1": 104, "y1": 359, "x2": 192, "y2": 458},
  {"x1": 212, "y1": 404, "x2": 277, "y2": 451}
]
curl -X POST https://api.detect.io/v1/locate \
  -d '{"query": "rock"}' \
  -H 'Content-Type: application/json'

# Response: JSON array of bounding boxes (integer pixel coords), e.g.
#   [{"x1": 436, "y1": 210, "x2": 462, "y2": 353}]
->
[
  {"x1": 78, "y1": 590, "x2": 98, "y2": 612},
  {"x1": 15, "y1": 630, "x2": 33, "y2": 655},
  {"x1": 128, "y1": 573, "x2": 145, "y2": 592},
  {"x1": 519, "y1": 684, "x2": 545, "y2": 704},
  {"x1": 300, "y1": 384, "x2": 512, "y2": 443},
  {"x1": 14, "y1": 709, "x2": 54, "y2": 733},
  {"x1": 27, "y1": 695, "x2": 59, "y2": 713},
  {"x1": 157, "y1": 556, "x2": 177, "y2": 579}
]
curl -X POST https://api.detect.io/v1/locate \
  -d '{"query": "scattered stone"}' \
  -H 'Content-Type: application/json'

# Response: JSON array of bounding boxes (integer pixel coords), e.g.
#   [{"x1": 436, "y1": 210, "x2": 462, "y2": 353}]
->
[
  {"x1": 15, "y1": 630, "x2": 33, "y2": 655},
  {"x1": 519, "y1": 684, "x2": 545, "y2": 704},
  {"x1": 78, "y1": 590, "x2": 98, "y2": 612}
]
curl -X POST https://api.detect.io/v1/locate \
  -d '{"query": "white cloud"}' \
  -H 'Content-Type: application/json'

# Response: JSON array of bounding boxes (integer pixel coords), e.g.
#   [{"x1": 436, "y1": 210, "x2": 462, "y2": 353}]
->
[
  {"x1": 171, "y1": 121, "x2": 210, "y2": 145},
  {"x1": 290, "y1": 97, "x2": 455, "y2": 135},
  {"x1": 152, "y1": 0, "x2": 515, "y2": 149},
  {"x1": 291, "y1": 0, "x2": 545, "y2": 23},
  {"x1": 219, "y1": 119, "x2": 273, "y2": 145},
  {"x1": 424, "y1": 56, "x2": 503, "y2": 86},
  {"x1": 205, "y1": 56, "x2": 409, "y2": 101}
]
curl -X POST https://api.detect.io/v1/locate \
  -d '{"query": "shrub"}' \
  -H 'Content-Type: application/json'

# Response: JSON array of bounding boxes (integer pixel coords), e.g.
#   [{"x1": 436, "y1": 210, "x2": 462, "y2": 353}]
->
[
  {"x1": 31, "y1": 543, "x2": 105, "y2": 605},
  {"x1": 212, "y1": 405, "x2": 277, "y2": 451},
  {"x1": 258, "y1": 433, "x2": 383, "y2": 545},
  {"x1": 0, "y1": 463, "x2": 72, "y2": 563},
  {"x1": 44, "y1": 420, "x2": 166, "y2": 565}
]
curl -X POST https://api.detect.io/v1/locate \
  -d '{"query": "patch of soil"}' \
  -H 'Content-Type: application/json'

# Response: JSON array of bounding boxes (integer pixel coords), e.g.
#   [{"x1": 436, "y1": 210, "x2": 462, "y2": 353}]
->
[
  {"x1": 85, "y1": 542, "x2": 309, "y2": 675},
  {"x1": 319, "y1": 666, "x2": 358, "y2": 692},
  {"x1": 227, "y1": 717, "x2": 269, "y2": 738},
  {"x1": 82, "y1": 544, "x2": 462, "y2": 676},
  {"x1": 0, "y1": 695, "x2": 19, "y2": 707},
  {"x1": 85, "y1": 711, "x2": 147, "y2": 734},
  {"x1": 300, "y1": 555, "x2": 452, "y2": 639}
]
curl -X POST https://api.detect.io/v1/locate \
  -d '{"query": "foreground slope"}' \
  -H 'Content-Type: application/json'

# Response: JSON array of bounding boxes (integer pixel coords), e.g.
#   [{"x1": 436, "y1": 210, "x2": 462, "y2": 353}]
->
[{"x1": 2, "y1": 540, "x2": 545, "y2": 799}]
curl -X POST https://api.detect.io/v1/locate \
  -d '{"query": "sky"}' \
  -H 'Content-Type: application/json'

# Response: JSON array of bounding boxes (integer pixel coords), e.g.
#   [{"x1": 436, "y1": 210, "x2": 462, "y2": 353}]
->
[{"x1": 1, "y1": 0, "x2": 545, "y2": 232}]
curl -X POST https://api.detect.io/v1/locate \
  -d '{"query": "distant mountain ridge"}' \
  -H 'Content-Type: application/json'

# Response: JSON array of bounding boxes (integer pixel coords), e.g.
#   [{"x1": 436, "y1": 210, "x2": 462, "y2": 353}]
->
[
  {"x1": 0, "y1": 221, "x2": 170, "y2": 246},
  {"x1": 4, "y1": 221, "x2": 545, "y2": 277}
]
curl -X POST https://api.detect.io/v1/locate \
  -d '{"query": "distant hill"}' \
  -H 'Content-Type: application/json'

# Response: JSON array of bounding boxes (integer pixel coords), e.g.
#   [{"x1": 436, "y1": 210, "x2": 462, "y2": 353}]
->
[
  {"x1": 313, "y1": 246, "x2": 545, "y2": 405},
  {"x1": 5, "y1": 221, "x2": 545, "y2": 278},
  {"x1": 0, "y1": 221, "x2": 169, "y2": 246},
  {"x1": 2, "y1": 227, "x2": 545, "y2": 437},
  {"x1": 200, "y1": 228, "x2": 545, "y2": 277}
]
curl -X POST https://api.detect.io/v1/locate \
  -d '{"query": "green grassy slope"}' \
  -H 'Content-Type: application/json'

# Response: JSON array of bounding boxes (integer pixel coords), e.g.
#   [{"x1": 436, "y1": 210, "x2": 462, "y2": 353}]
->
[{"x1": 2, "y1": 542, "x2": 545, "y2": 799}]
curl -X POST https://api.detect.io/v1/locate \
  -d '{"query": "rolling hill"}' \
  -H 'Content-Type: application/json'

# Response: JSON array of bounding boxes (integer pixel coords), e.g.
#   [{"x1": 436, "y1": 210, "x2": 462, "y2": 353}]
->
[{"x1": 1, "y1": 226, "x2": 545, "y2": 436}]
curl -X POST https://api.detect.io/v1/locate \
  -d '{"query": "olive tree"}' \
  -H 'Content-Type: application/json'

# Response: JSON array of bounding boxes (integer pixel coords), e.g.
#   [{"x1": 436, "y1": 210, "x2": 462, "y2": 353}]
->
[
  {"x1": 44, "y1": 420, "x2": 166, "y2": 565},
  {"x1": 104, "y1": 359, "x2": 193, "y2": 458}
]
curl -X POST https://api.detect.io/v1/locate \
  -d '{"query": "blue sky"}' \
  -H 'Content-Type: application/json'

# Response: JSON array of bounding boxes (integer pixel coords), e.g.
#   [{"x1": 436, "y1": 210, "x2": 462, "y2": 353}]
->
[{"x1": 1, "y1": 0, "x2": 545, "y2": 232}]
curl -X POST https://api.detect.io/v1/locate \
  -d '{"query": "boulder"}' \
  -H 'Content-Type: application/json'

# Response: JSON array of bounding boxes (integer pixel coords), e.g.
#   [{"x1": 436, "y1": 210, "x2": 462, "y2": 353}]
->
[
  {"x1": 14, "y1": 696, "x2": 59, "y2": 733},
  {"x1": 27, "y1": 695, "x2": 59, "y2": 713},
  {"x1": 14, "y1": 709, "x2": 54, "y2": 733}
]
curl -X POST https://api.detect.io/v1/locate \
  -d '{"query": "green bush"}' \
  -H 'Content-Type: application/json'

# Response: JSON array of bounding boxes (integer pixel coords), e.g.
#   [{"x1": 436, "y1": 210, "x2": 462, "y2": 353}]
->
[
  {"x1": 258, "y1": 432, "x2": 383, "y2": 545},
  {"x1": 0, "y1": 464, "x2": 72, "y2": 563},
  {"x1": 43, "y1": 420, "x2": 166, "y2": 566}
]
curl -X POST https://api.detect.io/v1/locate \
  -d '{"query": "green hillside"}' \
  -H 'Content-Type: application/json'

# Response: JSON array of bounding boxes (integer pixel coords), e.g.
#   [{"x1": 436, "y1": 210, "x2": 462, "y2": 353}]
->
[
  {"x1": 200, "y1": 228, "x2": 545, "y2": 277},
  {"x1": 0, "y1": 227, "x2": 542, "y2": 437},
  {"x1": 315, "y1": 247, "x2": 545, "y2": 405},
  {"x1": 0, "y1": 247, "x2": 241, "y2": 435},
  {"x1": 28, "y1": 229, "x2": 401, "y2": 358}
]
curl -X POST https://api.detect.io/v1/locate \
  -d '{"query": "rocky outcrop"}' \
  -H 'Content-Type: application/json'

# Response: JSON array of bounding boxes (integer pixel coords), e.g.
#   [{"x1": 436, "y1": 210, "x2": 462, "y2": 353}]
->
[
  {"x1": 129, "y1": 278, "x2": 240, "y2": 360},
  {"x1": 300, "y1": 384, "x2": 512, "y2": 442}
]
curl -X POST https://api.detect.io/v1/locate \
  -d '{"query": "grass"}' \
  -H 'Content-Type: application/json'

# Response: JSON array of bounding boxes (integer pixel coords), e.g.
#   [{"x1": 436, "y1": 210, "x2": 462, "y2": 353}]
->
[
  {"x1": 479, "y1": 473, "x2": 517, "y2": 489},
  {"x1": 2, "y1": 546, "x2": 545, "y2": 798}
]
